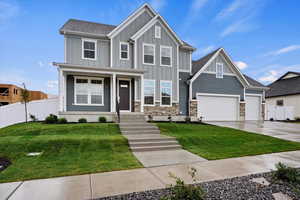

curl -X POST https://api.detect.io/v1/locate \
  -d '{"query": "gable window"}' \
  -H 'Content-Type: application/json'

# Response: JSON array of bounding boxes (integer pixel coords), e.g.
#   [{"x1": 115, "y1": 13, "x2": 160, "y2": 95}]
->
[
  {"x1": 144, "y1": 80, "x2": 155, "y2": 106},
  {"x1": 143, "y1": 43, "x2": 155, "y2": 65},
  {"x1": 276, "y1": 100, "x2": 284, "y2": 106},
  {"x1": 216, "y1": 63, "x2": 223, "y2": 78},
  {"x1": 74, "y1": 77, "x2": 104, "y2": 105},
  {"x1": 120, "y1": 42, "x2": 129, "y2": 60},
  {"x1": 82, "y1": 39, "x2": 97, "y2": 60},
  {"x1": 160, "y1": 46, "x2": 172, "y2": 66},
  {"x1": 160, "y1": 80, "x2": 172, "y2": 106},
  {"x1": 155, "y1": 26, "x2": 161, "y2": 39}
]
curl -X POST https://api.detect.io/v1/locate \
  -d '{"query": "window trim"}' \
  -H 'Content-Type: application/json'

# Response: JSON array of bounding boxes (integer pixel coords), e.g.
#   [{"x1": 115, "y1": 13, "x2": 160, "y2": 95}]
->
[
  {"x1": 119, "y1": 42, "x2": 129, "y2": 60},
  {"x1": 143, "y1": 43, "x2": 156, "y2": 65},
  {"x1": 276, "y1": 99, "x2": 284, "y2": 106},
  {"x1": 74, "y1": 76, "x2": 104, "y2": 106},
  {"x1": 160, "y1": 45, "x2": 172, "y2": 67},
  {"x1": 155, "y1": 25, "x2": 161, "y2": 39},
  {"x1": 82, "y1": 38, "x2": 97, "y2": 60},
  {"x1": 160, "y1": 80, "x2": 172, "y2": 107},
  {"x1": 216, "y1": 62, "x2": 224, "y2": 78},
  {"x1": 144, "y1": 79, "x2": 156, "y2": 106}
]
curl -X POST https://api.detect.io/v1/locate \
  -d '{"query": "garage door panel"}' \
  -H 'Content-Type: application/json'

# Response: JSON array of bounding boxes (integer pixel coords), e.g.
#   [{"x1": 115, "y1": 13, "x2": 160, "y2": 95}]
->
[
  {"x1": 197, "y1": 95, "x2": 239, "y2": 121},
  {"x1": 245, "y1": 95, "x2": 261, "y2": 120}
]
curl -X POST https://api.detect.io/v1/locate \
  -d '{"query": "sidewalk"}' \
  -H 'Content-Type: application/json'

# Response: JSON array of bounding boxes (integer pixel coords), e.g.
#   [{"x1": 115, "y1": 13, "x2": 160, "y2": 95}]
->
[{"x1": 1, "y1": 150, "x2": 300, "y2": 200}]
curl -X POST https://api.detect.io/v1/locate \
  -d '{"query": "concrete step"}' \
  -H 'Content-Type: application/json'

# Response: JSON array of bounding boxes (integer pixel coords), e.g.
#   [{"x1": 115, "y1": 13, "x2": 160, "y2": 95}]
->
[
  {"x1": 119, "y1": 123, "x2": 155, "y2": 127},
  {"x1": 120, "y1": 119, "x2": 146, "y2": 123},
  {"x1": 130, "y1": 141, "x2": 179, "y2": 147},
  {"x1": 131, "y1": 145, "x2": 182, "y2": 152},
  {"x1": 120, "y1": 126, "x2": 159, "y2": 131},
  {"x1": 122, "y1": 129, "x2": 160, "y2": 135},
  {"x1": 124, "y1": 134, "x2": 176, "y2": 142}
]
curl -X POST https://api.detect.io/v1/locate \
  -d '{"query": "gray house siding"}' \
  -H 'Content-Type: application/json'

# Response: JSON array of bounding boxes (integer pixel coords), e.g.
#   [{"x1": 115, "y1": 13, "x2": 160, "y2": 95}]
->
[
  {"x1": 204, "y1": 54, "x2": 235, "y2": 74},
  {"x1": 66, "y1": 75, "x2": 111, "y2": 112},
  {"x1": 112, "y1": 11, "x2": 153, "y2": 68},
  {"x1": 65, "y1": 35, "x2": 110, "y2": 67},
  {"x1": 136, "y1": 21, "x2": 179, "y2": 102},
  {"x1": 179, "y1": 50, "x2": 190, "y2": 71},
  {"x1": 179, "y1": 72, "x2": 190, "y2": 115},
  {"x1": 192, "y1": 73, "x2": 244, "y2": 100}
]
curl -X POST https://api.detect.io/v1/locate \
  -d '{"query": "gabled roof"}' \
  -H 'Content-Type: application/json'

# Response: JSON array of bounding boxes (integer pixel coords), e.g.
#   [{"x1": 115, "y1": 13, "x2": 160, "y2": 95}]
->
[
  {"x1": 59, "y1": 19, "x2": 116, "y2": 36},
  {"x1": 266, "y1": 71, "x2": 300, "y2": 98},
  {"x1": 243, "y1": 74, "x2": 265, "y2": 88},
  {"x1": 191, "y1": 48, "x2": 221, "y2": 75}
]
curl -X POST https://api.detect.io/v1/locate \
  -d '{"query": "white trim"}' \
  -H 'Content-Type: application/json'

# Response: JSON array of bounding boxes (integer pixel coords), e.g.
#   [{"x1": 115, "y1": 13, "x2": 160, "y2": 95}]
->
[
  {"x1": 155, "y1": 25, "x2": 161, "y2": 38},
  {"x1": 61, "y1": 67, "x2": 143, "y2": 77},
  {"x1": 107, "y1": 4, "x2": 156, "y2": 38},
  {"x1": 160, "y1": 80, "x2": 172, "y2": 107},
  {"x1": 81, "y1": 38, "x2": 97, "y2": 60},
  {"x1": 119, "y1": 42, "x2": 130, "y2": 60},
  {"x1": 110, "y1": 40, "x2": 113, "y2": 67},
  {"x1": 112, "y1": 73, "x2": 116, "y2": 112},
  {"x1": 143, "y1": 43, "x2": 155, "y2": 65},
  {"x1": 110, "y1": 75, "x2": 113, "y2": 112},
  {"x1": 117, "y1": 78, "x2": 132, "y2": 112},
  {"x1": 74, "y1": 76, "x2": 104, "y2": 106},
  {"x1": 179, "y1": 69, "x2": 190, "y2": 73},
  {"x1": 216, "y1": 62, "x2": 224, "y2": 78},
  {"x1": 143, "y1": 79, "x2": 156, "y2": 106},
  {"x1": 160, "y1": 45, "x2": 172, "y2": 67},
  {"x1": 141, "y1": 75, "x2": 144, "y2": 112},
  {"x1": 202, "y1": 71, "x2": 236, "y2": 76},
  {"x1": 134, "y1": 42, "x2": 137, "y2": 69}
]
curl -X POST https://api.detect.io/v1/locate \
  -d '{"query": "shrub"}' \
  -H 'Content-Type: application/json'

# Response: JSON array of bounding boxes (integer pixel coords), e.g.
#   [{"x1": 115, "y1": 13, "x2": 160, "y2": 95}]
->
[
  {"x1": 78, "y1": 118, "x2": 87, "y2": 123},
  {"x1": 45, "y1": 114, "x2": 58, "y2": 124},
  {"x1": 272, "y1": 162, "x2": 300, "y2": 184},
  {"x1": 286, "y1": 118, "x2": 290, "y2": 121},
  {"x1": 295, "y1": 117, "x2": 300, "y2": 121},
  {"x1": 168, "y1": 115, "x2": 172, "y2": 122},
  {"x1": 185, "y1": 116, "x2": 191, "y2": 123},
  {"x1": 29, "y1": 114, "x2": 37, "y2": 122},
  {"x1": 148, "y1": 115, "x2": 153, "y2": 122},
  {"x1": 58, "y1": 118, "x2": 67, "y2": 124},
  {"x1": 270, "y1": 118, "x2": 274, "y2": 121},
  {"x1": 161, "y1": 168, "x2": 205, "y2": 200},
  {"x1": 98, "y1": 116, "x2": 107, "y2": 123}
]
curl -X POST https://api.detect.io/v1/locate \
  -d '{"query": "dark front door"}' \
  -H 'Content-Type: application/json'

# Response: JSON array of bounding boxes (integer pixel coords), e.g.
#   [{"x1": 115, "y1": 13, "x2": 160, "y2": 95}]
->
[{"x1": 118, "y1": 80, "x2": 130, "y2": 111}]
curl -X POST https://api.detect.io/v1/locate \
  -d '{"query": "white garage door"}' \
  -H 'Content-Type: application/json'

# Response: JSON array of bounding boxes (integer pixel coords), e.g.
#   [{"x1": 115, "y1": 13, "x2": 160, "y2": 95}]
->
[
  {"x1": 245, "y1": 95, "x2": 261, "y2": 120},
  {"x1": 197, "y1": 94, "x2": 239, "y2": 121}
]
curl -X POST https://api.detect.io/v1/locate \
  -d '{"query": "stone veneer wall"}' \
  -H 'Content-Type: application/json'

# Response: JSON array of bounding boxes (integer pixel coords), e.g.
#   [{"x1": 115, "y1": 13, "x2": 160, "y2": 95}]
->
[
  {"x1": 240, "y1": 102, "x2": 245, "y2": 121},
  {"x1": 189, "y1": 100, "x2": 197, "y2": 117},
  {"x1": 134, "y1": 101, "x2": 141, "y2": 112},
  {"x1": 262, "y1": 103, "x2": 265, "y2": 120},
  {"x1": 144, "y1": 103, "x2": 179, "y2": 116}
]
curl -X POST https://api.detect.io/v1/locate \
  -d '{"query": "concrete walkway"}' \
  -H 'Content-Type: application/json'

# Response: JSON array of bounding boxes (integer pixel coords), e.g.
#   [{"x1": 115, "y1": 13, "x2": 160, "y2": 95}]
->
[{"x1": 1, "y1": 150, "x2": 300, "y2": 200}]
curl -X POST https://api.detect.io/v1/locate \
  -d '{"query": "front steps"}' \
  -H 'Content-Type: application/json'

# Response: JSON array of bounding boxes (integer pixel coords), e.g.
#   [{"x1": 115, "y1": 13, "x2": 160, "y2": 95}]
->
[{"x1": 119, "y1": 113, "x2": 182, "y2": 152}]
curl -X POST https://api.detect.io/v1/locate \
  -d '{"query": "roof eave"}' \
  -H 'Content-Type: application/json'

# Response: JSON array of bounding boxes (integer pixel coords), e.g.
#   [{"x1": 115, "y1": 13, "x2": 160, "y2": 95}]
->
[{"x1": 59, "y1": 30, "x2": 109, "y2": 39}]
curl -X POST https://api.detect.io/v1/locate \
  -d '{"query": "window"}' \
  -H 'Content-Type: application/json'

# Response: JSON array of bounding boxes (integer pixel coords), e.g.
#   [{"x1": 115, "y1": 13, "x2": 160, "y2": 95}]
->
[
  {"x1": 82, "y1": 39, "x2": 97, "y2": 60},
  {"x1": 160, "y1": 81, "x2": 172, "y2": 106},
  {"x1": 155, "y1": 26, "x2": 161, "y2": 38},
  {"x1": 120, "y1": 42, "x2": 129, "y2": 60},
  {"x1": 0, "y1": 88, "x2": 9, "y2": 96},
  {"x1": 143, "y1": 43, "x2": 155, "y2": 65},
  {"x1": 144, "y1": 80, "x2": 155, "y2": 106},
  {"x1": 160, "y1": 46, "x2": 172, "y2": 66},
  {"x1": 216, "y1": 63, "x2": 223, "y2": 78},
  {"x1": 276, "y1": 100, "x2": 284, "y2": 106},
  {"x1": 74, "y1": 77, "x2": 104, "y2": 105}
]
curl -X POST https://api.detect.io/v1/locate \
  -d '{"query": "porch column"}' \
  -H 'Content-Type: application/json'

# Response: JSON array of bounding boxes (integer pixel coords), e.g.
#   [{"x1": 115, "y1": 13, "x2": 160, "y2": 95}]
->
[
  {"x1": 58, "y1": 69, "x2": 64, "y2": 112},
  {"x1": 111, "y1": 73, "x2": 116, "y2": 112},
  {"x1": 140, "y1": 74, "x2": 144, "y2": 112}
]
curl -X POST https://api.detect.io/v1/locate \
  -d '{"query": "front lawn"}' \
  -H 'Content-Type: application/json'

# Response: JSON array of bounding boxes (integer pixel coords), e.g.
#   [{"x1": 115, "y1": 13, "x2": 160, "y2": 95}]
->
[
  {"x1": 0, "y1": 122, "x2": 142, "y2": 183},
  {"x1": 157, "y1": 123, "x2": 300, "y2": 160}
]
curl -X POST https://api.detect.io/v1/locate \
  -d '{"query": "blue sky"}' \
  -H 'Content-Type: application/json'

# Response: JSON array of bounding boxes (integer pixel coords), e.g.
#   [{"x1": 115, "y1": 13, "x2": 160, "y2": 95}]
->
[{"x1": 0, "y1": 0, "x2": 300, "y2": 95}]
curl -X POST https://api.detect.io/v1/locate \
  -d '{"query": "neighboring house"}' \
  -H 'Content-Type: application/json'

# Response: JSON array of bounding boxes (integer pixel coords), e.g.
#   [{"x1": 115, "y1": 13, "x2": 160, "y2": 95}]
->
[
  {"x1": 265, "y1": 71, "x2": 300, "y2": 119},
  {"x1": 0, "y1": 84, "x2": 48, "y2": 106},
  {"x1": 53, "y1": 3, "x2": 267, "y2": 122}
]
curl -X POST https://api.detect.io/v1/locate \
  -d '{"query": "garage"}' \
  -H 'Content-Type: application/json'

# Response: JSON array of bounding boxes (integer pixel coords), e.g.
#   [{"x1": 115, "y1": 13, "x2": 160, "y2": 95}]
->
[
  {"x1": 197, "y1": 94, "x2": 239, "y2": 121},
  {"x1": 245, "y1": 95, "x2": 261, "y2": 120}
]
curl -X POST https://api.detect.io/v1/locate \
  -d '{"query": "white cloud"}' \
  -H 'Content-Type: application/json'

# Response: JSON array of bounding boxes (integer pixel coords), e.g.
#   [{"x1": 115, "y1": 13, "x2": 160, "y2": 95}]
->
[
  {"x1": 259, "y1": 70, "x2": 279, "y2": 83},
  {"x1": 38, "y1": 61, "x2": 44, "y2": 67},
  {"x1": 215, "y1": 0, "x2": 244, "y2": 20},
  {"x1": 258, "y1": 64, "x2": 300, "y2": 83},
  {"x1": 235, "y1": 61, "x2": 248, "y2": 70},
  {"x1": 0, "y1": 1, "x2": 19, "y2": 24},
  {"x1": 193, "y1": 45, "x2": 216, "y2": 58},
  {"x1": 47, "y1": 80, "x2": 58, "y2": 89},
  {"x1": 220, "y1": 17, "x2": 258, "y2": 37},
  {"x1": 149, "y1": 0, "x2": 166, "y2": 12},
  {"x1": 265, "y1": 45, "x2": 300, "y2": 56}
]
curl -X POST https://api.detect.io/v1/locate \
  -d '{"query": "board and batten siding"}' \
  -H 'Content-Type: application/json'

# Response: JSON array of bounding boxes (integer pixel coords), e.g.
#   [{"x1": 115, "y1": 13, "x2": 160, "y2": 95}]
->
[
  {"x1": 65, "y1": 35, "x2": 110, "y2": 67},
  {"x1": 179, "y1": 72, "x2": 190, "y2": 115},
  {"x1": 179, "y1": 50, "x2": 191, "y2": 72},
  {"x1": 136, "y1": 21, "x2": 179, "y2": 102},
  {"x1": 112, "y1": 10, "x2": 153, "y2": 69},
  {"x1": 204, "y1": 54, "x2": 235, "y2": 74}
]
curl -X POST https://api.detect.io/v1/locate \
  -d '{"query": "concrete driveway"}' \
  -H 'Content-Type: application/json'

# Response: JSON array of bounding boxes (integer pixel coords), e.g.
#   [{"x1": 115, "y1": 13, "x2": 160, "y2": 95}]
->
[{"x1": 208, "y1": 121, "x2": 300, "y2": 142}]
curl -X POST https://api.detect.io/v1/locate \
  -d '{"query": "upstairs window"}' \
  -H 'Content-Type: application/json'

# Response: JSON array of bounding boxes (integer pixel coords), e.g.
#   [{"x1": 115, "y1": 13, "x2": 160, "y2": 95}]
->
[
  {"x1": 160, "y1": 81, "x2": 172, "y2": 106},
  {"x1": 74, "y1": 77, "x2": 103, "y2": 105},
  {"x1": 144, "y1": 80, "x2": 155, "y2": 106},
  {"x1": 155, "y1": 26, "x2": 161, "y2": 38},
  {"x1": 216, "y1": 63, "x2": 223, "y2": 78},
  {"x1": 160, "y1": 46, "x2": 172, "y2": 66},
  {"x1": 143, "y1": 43, "x2": 155, "y2": 65},
  {"x1": 82, "y1": 39, "x2": 97, "y2": 60},
  {"x1": 276, "y1": 100, "x2": 284, "y2": 106},
  {"x1": 120, "y1": 42, "x2": 129, "y2": 60}
]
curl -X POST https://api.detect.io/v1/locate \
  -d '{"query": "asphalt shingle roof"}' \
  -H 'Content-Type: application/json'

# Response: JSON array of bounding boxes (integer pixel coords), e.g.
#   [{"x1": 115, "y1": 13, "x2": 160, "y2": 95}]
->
[
  {"x1": 191, "y1": 48, "x2": 221, "y2": 75},
  {"x1": 243, "y1": 74, "x2": 265, "y2": 87},
  {"x1": 266, "y1": 73, "x2": 300, "y2": 97},
  {"x1": 59, "y1": 19, "x2": 116, "y2": 36}
]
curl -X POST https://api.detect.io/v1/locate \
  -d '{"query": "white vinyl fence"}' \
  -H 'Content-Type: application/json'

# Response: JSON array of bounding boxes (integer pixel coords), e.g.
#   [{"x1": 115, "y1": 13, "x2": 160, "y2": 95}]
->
[
  {"x1": 266, "y1": 105, "x2": 294, "y2": 121},
  {"x1": 0, "y1": 98, "x2": 58, "y2": 128}
]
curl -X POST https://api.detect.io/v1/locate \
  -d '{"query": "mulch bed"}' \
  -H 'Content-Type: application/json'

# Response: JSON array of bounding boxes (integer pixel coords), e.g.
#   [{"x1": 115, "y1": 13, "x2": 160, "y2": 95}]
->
[{"x1": 0, "y1": 157, "x2": 11, "y2": 172}]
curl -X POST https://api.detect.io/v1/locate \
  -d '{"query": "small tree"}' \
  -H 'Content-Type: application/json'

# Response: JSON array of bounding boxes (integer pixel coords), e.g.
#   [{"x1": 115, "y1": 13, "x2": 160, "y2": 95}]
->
[{"x1": 21, "y1": 83, "x2": 30, "y2": 123}]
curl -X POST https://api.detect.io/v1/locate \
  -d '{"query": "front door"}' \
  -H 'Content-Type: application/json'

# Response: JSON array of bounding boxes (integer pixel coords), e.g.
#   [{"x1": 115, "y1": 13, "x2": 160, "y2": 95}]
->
[{"x1": 118, "y1": 80, "x2": 130, "y2": 111}]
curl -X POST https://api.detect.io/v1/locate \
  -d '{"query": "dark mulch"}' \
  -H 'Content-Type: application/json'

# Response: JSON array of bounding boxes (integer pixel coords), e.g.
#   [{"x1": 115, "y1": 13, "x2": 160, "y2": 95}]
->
[
  {"x1": 0, "y1": 157, "x2": 11, "y2": 172},
  {"x1": 96, "y1": 171, "x2": 300, "y2": 200}
]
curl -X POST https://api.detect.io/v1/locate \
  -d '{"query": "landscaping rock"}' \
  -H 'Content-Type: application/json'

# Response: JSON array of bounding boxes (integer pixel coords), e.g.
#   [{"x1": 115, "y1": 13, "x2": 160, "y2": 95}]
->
[
  {"x1": 272, "y1": 192, "x2": 293, "y2": 200},
  {"x1": 251, "y1": 177, "x2": 270, "y2": 186},
  {"x1": 0, "y1": 157, "x2": 11, "y2": 172}
]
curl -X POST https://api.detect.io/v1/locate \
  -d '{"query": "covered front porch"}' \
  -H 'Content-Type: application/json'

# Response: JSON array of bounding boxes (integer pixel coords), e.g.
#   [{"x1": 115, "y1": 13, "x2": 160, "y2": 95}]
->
[{"x1": 54, "y1": 63, "x2": 145, "y2": 122}]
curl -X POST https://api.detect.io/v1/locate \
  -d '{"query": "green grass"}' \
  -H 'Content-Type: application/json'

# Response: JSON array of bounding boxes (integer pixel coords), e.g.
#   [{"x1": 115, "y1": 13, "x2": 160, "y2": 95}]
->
[
  {"x1": 157, "y1": 123, "x2": 300, "y2": 160},
  {"x1": 0, "y1": 122, "x2": 142, "y2": 183}
]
